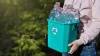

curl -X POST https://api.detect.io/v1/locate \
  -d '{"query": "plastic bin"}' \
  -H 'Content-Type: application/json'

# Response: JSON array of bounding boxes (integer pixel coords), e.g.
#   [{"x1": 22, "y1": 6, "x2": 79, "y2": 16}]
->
[{"x1": 47, "y1": 19, "x2": 79, "y2": 52}]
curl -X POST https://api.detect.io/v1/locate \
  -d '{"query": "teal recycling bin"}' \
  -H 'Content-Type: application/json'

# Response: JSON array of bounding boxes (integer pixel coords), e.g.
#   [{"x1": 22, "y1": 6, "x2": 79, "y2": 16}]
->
[{"x1": 47, "y1": 19, "x2": 79, "y2": 53}]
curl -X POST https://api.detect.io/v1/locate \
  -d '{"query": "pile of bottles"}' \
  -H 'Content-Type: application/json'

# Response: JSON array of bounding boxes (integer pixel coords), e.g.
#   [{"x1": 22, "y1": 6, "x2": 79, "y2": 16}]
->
[{"x1": 49, "y1": 2, "x2": 80, "y2": 24}]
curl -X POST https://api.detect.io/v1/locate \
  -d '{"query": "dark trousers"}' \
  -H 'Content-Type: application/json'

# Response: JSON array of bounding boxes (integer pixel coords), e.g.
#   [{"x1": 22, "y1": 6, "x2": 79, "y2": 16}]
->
[
  {"x1": 72, "y1": 45, "x2": 83, "y2": 56},
  {"x1": 62, "y1": 42, "x2": 98, "y2": 56}
]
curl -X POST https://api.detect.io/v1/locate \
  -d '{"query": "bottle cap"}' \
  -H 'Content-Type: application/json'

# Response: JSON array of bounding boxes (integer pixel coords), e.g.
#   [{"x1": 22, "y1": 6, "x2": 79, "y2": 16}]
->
[{"x1": 67, "y1": 4, "x2": 73, "y2": 9}]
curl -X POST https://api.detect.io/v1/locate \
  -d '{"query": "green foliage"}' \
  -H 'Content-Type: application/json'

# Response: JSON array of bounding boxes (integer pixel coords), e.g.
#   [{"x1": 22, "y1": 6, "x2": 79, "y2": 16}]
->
[
  {"x1": 0, "y1": 0, "x2": 63, "y2": 56},
  {"x1": 11, "y1": 35, "x2": 46, "y2": 56}
]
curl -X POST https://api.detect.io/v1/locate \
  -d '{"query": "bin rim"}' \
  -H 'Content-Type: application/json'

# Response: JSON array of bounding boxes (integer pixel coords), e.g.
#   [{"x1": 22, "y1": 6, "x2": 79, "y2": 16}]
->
[{"x1": 47, "y1": 19, "x2": 80, "y2": 25}]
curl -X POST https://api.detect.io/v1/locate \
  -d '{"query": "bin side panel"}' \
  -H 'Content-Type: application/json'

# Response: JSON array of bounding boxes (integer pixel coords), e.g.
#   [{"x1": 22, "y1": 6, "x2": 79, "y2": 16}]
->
[
  {"x1": 67, "y1": 24, "x2": 77, "y2": 51},
  {"x1": 48, "y1": 21, "x2": 64, "y2": 52},
  {"x1": 62, "y1": 24, "x2": 70, "y2": 52}
]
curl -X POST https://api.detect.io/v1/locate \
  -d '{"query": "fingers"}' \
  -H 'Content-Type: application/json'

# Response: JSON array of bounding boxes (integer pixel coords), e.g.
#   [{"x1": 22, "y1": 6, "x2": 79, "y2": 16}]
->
[
  {"x1": 68, "y1": 42, "x2": 75, "y2": 54},
  {"x1": 68, "y1": 45, "x2": 77, "y2": 54},
  {"x1": 68, "y1": 42, "x2": 74, "y2": 47},
  {"x1": 68, "y1": 41, "x2": 78, "y2": 54}
]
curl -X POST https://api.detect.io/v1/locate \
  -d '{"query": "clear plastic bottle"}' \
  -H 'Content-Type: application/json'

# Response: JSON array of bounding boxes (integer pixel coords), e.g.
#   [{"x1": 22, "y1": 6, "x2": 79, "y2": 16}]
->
[
  {"x1": 61, "y1": 9, "x2": 67, "y2": 23},
  {"x1": 54, "y1": 2, "x2": 61, "y2": 21},
  {"x1": 49, "y1": 2, "x2": 60, "y2": 21},
  {"x1": 74, "y1": 9, "x2": 80, "y2": 22},
  {"x1": 49, "y1": 10, "x2": 55, "y2": 20},
  {"x1": 55, "y1": 7, "x2": 62, "y2": 22},
  {"x1": 67, "y1": 4, "x2": 73, "y2": 9},
  {"x1": 70, "y1": 9, "x2": 76, "y2": 23},
  {"x1": 55, "y1": 2, "x2": 60, "y2": 9}
]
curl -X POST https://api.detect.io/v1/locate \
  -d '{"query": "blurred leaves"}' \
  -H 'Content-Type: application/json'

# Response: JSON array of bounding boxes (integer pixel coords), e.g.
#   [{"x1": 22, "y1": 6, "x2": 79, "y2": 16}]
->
[{"x1": 0, "y1": 0, "x2": 63, "y2": 56}]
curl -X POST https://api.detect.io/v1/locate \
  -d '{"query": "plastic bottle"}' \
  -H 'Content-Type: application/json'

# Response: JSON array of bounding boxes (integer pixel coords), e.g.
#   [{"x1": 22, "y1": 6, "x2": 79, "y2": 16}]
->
[
  {"x1": 49, "y1": 10, "x2": 55, "y2": 21},
  {"x1": 67, "y1": 4, "x2": 73, "y2": 9},
  {"x1": 55, "y1": 2, "x2": 60, "y2": 9},
  {"x1": 74, "y1": 9, "x2": 80, "y2": 22},
  {"x1": 66, "y1": 5, "x2": 74, "y2": 24},
  {"x1": 70, "y1": 9, "x2": 76, "y2": 23},
  {"x1": 49, "y1": 2, "x2": 60, "y2": 21},
  {"x1": 55, "y1": 7, "x2": 63, "y2": 22},
  {"x1": 54, "y1": 2, "x2": 61, "y2": 21},
  {"x1": 61, "y1": 7, "x2": 68, "y2": 23}
]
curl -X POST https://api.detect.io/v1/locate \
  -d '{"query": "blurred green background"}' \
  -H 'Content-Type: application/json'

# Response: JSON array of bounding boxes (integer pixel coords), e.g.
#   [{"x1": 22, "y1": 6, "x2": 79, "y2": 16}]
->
[{"x1": 0, "y1": 0, "x2": 100, "y2": 56}]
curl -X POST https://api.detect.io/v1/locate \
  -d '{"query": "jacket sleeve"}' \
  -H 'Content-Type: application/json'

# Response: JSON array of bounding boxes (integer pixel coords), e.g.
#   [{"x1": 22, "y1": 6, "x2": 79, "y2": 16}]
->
[
  {"x1": 76, "y1": 0, "x2": 100, "y2": 45},
  {"x1": 77, "y1": 21, "x2": 100, "y2": 45},
  {"x1": 64, "y1": 0, "x2": 73, "y2": 5}
]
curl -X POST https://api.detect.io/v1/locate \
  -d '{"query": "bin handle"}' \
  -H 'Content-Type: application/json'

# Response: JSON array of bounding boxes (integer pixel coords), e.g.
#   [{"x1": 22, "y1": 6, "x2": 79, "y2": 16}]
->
[{"x1": 72, "y1": 25, "x2": 77, "y2": 31}]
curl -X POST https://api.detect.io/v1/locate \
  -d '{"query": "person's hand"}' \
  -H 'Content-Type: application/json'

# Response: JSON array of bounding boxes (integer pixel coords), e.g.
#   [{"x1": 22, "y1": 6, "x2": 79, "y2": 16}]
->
[{"x1": 68, "y1": 40, "x2": 80, "y2": 54}]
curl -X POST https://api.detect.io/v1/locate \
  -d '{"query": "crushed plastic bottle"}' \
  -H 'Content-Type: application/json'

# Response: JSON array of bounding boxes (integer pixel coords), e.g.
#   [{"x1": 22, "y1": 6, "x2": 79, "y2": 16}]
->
[
  {"x1": 72, "y1": 9, "x2": 80, "y2": 23},
  {"x1": 49, "y1": 3, "x2": 80, "y2": 24},
  {"x1": 49, "y1": 2, "x2": 60, "y2": 21}
]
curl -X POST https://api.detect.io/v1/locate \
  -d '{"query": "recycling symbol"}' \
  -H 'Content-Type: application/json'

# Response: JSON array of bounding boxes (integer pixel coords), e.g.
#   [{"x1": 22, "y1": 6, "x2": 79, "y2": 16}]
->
[{"x1": 52, "y1": 27, "x2": 58, "y2": 35}]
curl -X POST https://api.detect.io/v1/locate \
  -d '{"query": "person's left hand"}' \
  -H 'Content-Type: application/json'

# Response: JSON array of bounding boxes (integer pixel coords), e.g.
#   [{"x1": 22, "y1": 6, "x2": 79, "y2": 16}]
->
[{"x1": 68, "y1": 41, "x2": 79, "y2": 54}]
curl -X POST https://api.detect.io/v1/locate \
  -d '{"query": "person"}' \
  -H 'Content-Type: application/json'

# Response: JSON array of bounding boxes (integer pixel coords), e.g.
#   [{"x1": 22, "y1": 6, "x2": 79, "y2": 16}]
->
[{"x1": 63, "y1": 0, "x2": 100, "y2": 56}]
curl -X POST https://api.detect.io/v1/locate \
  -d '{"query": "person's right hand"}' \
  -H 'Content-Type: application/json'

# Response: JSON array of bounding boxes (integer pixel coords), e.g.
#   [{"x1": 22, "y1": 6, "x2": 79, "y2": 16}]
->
[{"x1": 68, "y1": 40, "x2": 79, "y2": 54}]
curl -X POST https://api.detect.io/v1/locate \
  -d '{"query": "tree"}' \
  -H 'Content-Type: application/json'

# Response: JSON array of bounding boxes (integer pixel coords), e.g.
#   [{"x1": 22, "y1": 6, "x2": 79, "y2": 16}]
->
[{"x1": 0, "y1": 0, "x2": 63, "y2": 56}]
